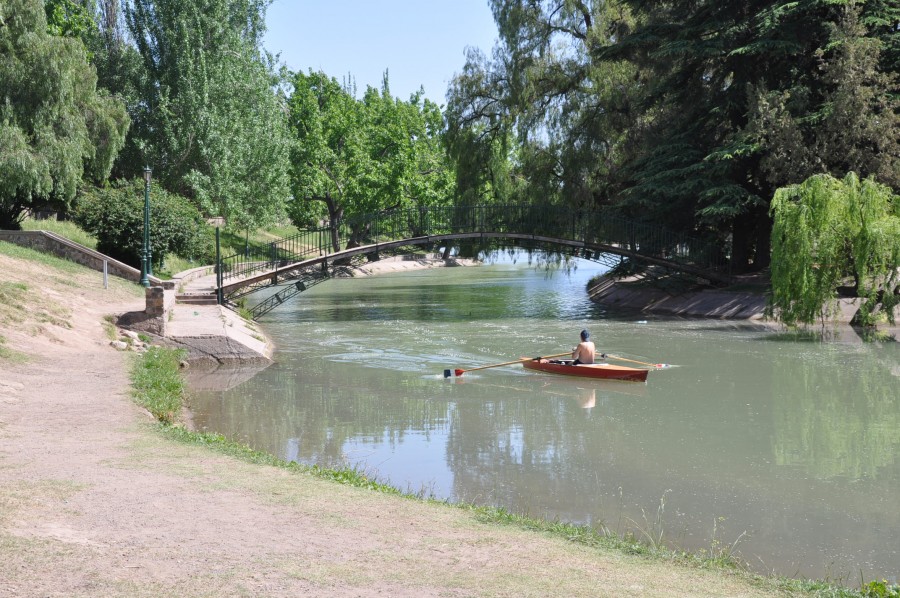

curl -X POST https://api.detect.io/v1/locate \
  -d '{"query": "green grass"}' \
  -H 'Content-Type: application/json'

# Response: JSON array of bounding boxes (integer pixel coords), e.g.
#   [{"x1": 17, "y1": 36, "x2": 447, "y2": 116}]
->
[
  {"x1": 0, "y1": 334, "x2": 27, "y2": 362},
  {"x1": 217, "y1": 224, "x2": 302, "y2": 258},
  {"x1": 20, "y1": 217, "x2": 98, "y2": 249},
  {"x1": 101, "y1": 315, "x2": 119, "y2": 341},
  {"x1": 153, "y1": 253, "x2": 197, "y2": 279},
  {"x1": 18, "y1": 216, "x2": 301, "y2": 276},
  {"x1": 130, "y1": 347, "x2": 187, "y2": 424},
  {"x1": 0, "y1": 240, "x2": 89, "y2": 274},
  {"x1": 0, "y1": 280, "x2": 28, "y2": 311}
]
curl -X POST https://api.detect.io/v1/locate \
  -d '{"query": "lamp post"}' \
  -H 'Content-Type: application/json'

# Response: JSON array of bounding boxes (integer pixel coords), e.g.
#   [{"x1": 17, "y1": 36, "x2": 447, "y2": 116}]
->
[{"x1": 140, "y1": 166, "x2": 152, "y2": 287}]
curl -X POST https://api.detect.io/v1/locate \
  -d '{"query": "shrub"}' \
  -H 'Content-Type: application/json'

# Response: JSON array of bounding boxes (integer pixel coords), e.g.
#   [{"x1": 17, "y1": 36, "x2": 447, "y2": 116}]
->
[{"x1": 73, "y1": 179, "x2": 215, "y2": 269}]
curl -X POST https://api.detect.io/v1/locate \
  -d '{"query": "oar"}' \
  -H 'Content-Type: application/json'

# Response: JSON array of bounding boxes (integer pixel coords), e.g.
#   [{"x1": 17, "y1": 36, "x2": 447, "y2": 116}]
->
[
  {"x1": 604, "y1": 353, "x2": 669, "y2": 368},
  {"x1": 445, "y1": 352, "x2": 571, "y2": 378}
]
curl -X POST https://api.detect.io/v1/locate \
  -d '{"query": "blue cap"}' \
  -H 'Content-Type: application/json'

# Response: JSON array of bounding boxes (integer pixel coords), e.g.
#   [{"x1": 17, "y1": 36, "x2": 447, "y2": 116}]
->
[{"x1": 580, "y1": 329, "x2": 590, "y2": 341}]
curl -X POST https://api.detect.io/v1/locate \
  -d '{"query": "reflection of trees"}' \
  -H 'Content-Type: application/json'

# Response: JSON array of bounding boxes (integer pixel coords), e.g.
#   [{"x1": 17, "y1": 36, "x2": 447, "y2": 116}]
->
[
  {"x1": 188, "y1": 360, "x2": 454, "y2": 468},
  {"x1": 771, "y1": 352, "x2": 900, "y2": 480},
  {"x1": 445, "y1": 386, "x2": 617, "y2": 523}
]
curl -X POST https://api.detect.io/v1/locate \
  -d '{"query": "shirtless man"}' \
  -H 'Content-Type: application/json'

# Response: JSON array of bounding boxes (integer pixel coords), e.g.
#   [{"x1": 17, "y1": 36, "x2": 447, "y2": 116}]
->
[{"x1": 572, "y1": 329, "x2": 595, "y2": 365}]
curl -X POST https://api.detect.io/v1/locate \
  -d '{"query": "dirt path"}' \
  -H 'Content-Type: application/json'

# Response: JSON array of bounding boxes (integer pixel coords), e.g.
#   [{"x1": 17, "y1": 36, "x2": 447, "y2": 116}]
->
[{"x1": 0, "y1": 251, "x2": 784, "y2": 597}]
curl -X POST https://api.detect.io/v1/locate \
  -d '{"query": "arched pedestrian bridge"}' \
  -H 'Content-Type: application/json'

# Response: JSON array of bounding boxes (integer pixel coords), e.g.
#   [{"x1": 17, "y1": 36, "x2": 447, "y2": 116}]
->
[{"x1": 216, "y1": 204, "x2": 732, "y2": 318}]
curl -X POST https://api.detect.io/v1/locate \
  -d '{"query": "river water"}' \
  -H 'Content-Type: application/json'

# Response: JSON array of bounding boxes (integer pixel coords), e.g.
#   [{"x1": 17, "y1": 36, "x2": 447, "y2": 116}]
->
[{"x1": 188, "y1": 253, "x2": 900, "y2": 582}]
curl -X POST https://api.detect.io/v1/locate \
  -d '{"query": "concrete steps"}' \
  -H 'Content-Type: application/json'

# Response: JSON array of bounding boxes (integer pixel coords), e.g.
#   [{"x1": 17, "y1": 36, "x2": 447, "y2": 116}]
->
[{"x1": 175, "y1": 293, "x2": 218, "y2": 306}]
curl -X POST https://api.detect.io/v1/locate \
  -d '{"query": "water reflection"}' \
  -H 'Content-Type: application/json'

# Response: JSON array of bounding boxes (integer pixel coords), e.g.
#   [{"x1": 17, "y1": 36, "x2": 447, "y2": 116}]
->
[
  {"x1": 188, "y1": 261, "x2": 900, "y2": 581},
  {"x1": 771, "y1": 351, "x2": 900, "y2": 480}
]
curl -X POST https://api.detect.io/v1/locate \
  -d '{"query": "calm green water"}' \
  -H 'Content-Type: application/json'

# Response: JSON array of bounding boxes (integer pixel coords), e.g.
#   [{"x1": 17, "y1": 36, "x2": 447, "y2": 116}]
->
[{"x1": 188, "y1": 255, "x2": 900, "y2": 581}]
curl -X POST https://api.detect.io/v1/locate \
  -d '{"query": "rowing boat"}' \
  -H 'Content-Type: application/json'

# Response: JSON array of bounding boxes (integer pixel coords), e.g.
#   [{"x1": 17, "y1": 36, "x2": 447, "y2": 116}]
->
[{"x1": 522, "y1": 358, "x2": 649, "y2": 382}]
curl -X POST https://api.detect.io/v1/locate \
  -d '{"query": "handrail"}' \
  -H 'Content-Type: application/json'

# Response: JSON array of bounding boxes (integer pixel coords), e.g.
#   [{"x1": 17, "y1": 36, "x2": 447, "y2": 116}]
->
[{"x1": 216, "y1": 204, "x2": 730, "y2": 307}]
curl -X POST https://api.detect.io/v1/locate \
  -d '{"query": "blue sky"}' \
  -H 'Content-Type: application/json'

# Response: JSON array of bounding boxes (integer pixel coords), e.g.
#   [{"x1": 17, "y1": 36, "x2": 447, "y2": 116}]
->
[{"x1": 263, "y1": 1, "x2": 499, "y2": 106}]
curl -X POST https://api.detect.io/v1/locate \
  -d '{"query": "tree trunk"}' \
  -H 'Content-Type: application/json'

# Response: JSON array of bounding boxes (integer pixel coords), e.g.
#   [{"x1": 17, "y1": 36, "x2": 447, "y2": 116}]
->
[
  {"x1": 730, "y1": 214, "x2": 752, "y2": 274},
  {"x1": 751, "y1": 208, "x2": 772, "y2": 271},
  {"x1": 325, "y1": 194, "x2": 342, "y2": 253}
]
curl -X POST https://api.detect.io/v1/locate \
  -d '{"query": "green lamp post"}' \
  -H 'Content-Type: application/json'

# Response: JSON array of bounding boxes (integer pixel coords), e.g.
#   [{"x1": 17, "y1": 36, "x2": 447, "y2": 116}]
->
[{"x1": 140, "y1": 166, "x2": 153, "y2": 287}]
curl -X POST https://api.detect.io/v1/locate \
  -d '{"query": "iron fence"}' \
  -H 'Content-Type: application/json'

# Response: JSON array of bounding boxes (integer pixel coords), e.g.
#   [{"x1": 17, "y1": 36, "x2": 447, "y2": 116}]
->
[{"x1": 218, "y1": 204, "x2": 728, "y2": 299}]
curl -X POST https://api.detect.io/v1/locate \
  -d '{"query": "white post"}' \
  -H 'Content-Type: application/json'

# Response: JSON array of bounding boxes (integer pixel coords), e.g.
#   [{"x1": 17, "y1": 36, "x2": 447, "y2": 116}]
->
[{"x1": 103, "y1": 260, "x2": 108, "y2": 289}]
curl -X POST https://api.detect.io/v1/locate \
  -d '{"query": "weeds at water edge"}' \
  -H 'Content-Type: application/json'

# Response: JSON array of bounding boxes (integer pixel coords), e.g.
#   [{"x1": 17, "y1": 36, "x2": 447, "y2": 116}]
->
[
  {"x1": 130, "y1": 346, "x2": 186, "y2": 424},
  {"x1": 625, "y1": 488, "x2": 671, "y2": 551}
]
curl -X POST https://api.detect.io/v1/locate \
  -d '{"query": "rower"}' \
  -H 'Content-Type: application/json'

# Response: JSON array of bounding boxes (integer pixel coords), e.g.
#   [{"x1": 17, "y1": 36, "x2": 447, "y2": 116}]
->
[{"x1": 572, "y1": 329, "x2": 595, "y2": 365}]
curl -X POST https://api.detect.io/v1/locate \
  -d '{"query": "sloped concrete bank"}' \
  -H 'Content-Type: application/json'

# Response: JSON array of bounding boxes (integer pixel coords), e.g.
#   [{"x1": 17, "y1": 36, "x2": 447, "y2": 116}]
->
[
  {"x1": 161, "y1": 303, "x2": 274, "y2": 366},
  {"x1": 588, "y1": 274, "x2": 900, "y2": 339},
  {"x1": 589, "y1": 279, "x2": 769, "y2": 320}
]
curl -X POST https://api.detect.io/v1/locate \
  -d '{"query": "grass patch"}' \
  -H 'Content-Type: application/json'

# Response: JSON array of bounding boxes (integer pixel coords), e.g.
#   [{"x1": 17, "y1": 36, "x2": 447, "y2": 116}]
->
[
  {"x1": 15, "y1": 219, "x2": 302, "y2": 277},
  {"x1": 101, "y1": 315, "x2": 119, "y2": 341},
  {"x1": 0, "y1": 334, "x2": 27, "y2": 362},
  {"x1": 0, "y1": 240, "x2": 87, "y2": 274},
  {"x1": 217, "y1": 224, "x2": 302, "y2": 258},
  {"x1": 130, "y1": 347, "x2": 187, "y2": 424},
  {"x1": 233, "y1": 298, "x2": 255, "y2": 322},
  {"x1": 0, "y1": 281, "x2": 28, "y2": 316},
  {"x1": 154, "y1": 253, "x2": 198, "y2": 279},
  {"x1": 20, "y1": 218, "x2": 97, "y2": 249},
  {"x1": 0, "y1": 278, "x2": 70, "y2": 331}
]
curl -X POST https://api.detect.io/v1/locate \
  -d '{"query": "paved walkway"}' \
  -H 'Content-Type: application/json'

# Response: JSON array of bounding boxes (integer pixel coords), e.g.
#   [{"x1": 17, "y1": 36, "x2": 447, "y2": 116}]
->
[{"x1": 179, "y1": 272, "x2": 218, "y2": 295}]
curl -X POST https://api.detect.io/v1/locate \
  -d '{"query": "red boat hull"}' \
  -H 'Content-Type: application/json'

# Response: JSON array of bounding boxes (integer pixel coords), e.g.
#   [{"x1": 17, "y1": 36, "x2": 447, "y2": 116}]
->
[{"x1": 522, "y1": 359, "x2": 649, "y2": 382}]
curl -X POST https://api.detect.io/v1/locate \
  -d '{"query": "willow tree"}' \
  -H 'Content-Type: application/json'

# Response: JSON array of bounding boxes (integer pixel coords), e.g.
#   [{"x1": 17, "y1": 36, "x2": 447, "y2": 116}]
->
[
  {"x1": 769, "y1": 173, "x2": 900, "y2": 327},
  {"x1": 0, "y1": 0, "x2": 128, "y2": 229},
  {"x1": 445, "y1": 1, "x2": 641, "y2": 209}
]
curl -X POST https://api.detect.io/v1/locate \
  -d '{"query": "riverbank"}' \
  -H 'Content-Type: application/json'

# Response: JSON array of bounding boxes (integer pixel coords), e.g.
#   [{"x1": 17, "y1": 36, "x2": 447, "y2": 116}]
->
[
  {"x1": 588, "y1": 272, "x2": 900, "y2": 339},
  {"x1": 336, "y1": 253, "x2": 479, "y2": 277},
  {"x1": 0, "y1": 246, "x2": 805, "y2": 596},
  {"x1": 162, "y1": 254, "x2": 478, "y2": 369}
]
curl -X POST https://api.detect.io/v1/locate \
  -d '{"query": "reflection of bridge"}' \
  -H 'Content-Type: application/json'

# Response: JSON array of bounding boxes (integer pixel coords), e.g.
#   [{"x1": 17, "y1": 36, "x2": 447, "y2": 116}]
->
[{"x1": 216, "y1": 204, "x2": 732, "y2": 318}]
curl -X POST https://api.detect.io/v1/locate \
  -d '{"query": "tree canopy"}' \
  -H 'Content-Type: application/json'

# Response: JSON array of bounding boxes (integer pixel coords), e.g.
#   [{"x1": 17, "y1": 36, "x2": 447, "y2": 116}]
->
[
  {"x1": 287, "y1": 71, "x2": 453, "y2": 250},
  {"x1": 769, "y1": 172, "x2": 899, "y2": 326},
  {"x1": 0, "y1": 0, "x2": 128, "y2": 229},
  {"x1": 124, "y1": 0, "x2": 290, "y2": 229},
  {"x1": 446, "y1": 0, "x2": 900, "y2": 274}
]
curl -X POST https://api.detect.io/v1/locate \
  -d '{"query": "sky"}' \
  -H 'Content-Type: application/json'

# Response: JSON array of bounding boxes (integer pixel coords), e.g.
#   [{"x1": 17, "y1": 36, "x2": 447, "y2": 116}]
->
[{"x1": 263, "y1": 0, "x2": 500, "y2": 105}]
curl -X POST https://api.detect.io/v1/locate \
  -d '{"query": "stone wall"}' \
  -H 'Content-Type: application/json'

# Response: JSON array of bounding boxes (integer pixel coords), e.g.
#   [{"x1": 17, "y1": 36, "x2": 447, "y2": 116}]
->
[{"x1": 0, "y1": 230, "x2": 168, "y2": 287}]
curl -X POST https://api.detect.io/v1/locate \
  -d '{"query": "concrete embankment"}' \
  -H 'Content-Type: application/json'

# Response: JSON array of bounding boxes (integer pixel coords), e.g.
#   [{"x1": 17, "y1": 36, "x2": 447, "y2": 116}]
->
[
  {"x1": 587, "y1": 274, "x2": 900, "y2": 339},
  {"x1": 115, "y1": 264, "x2": 274, "y2": 368},
  {"x1": 589, "y1": 279, "x2": 769, "y2": 319}
]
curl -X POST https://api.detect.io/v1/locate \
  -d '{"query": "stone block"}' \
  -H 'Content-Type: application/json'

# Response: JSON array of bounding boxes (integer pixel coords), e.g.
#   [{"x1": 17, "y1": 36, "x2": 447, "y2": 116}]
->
[{"x1": 146, "y1": 286, "x2": 166, "y2": 316}]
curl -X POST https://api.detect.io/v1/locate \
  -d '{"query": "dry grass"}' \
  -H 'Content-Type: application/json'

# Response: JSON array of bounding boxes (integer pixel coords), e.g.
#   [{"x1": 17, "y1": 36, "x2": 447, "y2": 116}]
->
[{"x1": 0, "y1": 241, "x2": 143, "y2": 358}]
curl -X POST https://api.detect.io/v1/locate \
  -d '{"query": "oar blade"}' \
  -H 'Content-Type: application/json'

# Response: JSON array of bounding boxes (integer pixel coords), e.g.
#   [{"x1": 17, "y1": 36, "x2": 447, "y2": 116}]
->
[{"x1": 454, "y1": 369, "x2": 465, "y2": 377}]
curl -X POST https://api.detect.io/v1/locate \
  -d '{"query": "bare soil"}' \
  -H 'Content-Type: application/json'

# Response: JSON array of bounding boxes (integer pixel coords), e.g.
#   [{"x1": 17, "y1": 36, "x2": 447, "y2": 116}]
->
[{"x1": 0, "y1": 250, "x2": 786, "y2": 597}]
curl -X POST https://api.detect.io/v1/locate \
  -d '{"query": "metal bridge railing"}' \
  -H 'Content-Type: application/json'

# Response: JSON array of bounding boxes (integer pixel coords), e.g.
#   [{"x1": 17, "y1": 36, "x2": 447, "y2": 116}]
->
[{"x1": 217, "y1": 204, "x2": 728, "y2": 299}]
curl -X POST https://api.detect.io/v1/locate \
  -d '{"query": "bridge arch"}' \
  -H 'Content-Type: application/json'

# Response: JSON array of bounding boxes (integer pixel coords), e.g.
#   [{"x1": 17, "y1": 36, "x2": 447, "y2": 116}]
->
[{"x1": 216, "y1": 205, "x2": 732, "y2": 318}]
